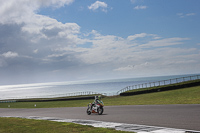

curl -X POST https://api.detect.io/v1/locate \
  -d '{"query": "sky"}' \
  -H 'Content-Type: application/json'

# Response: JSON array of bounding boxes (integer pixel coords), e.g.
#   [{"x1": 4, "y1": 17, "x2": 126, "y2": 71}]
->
[{"x1": 0, "y1": 0, "x2": 200, "y2": 85}]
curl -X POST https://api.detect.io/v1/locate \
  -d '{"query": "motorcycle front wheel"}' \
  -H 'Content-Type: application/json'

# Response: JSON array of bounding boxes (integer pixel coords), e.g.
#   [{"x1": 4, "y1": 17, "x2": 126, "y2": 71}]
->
[
  {"x1": 86, "y1": 108, "x2": 91, "y2": 115},
  {"x1": 97, "y1": 107, "x2": 104, "y2": 115}
]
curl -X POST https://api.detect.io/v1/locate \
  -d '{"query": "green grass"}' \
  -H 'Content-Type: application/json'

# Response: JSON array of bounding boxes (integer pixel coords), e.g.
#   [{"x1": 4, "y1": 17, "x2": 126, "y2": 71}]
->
[
  {"x1": 1, "y1": 86, "x2": 200, "y2": 108},
  {"x1": 0, "y1": 117, "x2": 130, "y2": 133}
]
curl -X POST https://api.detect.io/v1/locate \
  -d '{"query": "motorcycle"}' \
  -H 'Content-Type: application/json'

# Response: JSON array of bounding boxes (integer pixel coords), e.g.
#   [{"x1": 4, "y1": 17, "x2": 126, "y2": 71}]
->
[{"x1": 86, "y1": 100, "x2": 104, "y2": 115}]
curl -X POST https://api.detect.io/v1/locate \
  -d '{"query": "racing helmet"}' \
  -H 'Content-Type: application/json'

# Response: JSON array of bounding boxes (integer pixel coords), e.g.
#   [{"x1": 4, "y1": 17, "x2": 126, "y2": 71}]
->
[
  {"x1": 95, "y1": 95, "x2": 101, "y2": 100},
  {"x1": 98, "y1": 95, "x2": 101, "y2": 100}
]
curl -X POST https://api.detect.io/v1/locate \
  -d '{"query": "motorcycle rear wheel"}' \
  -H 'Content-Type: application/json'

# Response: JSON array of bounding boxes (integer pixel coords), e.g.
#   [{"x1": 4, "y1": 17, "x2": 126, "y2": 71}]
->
[{"x1": 97, "y1": 107, "x2": 104, "y2": 115}]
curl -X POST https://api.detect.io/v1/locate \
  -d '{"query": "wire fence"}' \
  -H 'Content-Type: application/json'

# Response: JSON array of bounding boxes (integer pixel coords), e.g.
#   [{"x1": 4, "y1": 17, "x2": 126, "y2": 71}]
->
[{"x1": 117, "y1": 75, "x2": 200, "y2": 94}]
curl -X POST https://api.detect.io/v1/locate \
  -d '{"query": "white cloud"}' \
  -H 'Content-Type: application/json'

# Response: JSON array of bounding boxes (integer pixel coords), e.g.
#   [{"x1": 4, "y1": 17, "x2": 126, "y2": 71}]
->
[
  {"x1": 134, "y1": 5, "x2": 147, "y2": 10},
  {"x1": 114, "y1": 62, "x2": 150, "y2": 71},
  {"x1": 113, "y1": 47, "x2": 199, "y2": 76},
  {"x1": 2, "y1": 51, "x2": 18, "y2": 58},
  {"x1": 0, "y1": 0, "x2": 79, "y2": 40},
  {"x1": 127, "y1": 33, "x2": 161, "y2": 41},
  {"x1": 19, "y1": 11, "x2": 80, "y2": 41},
  {"x1": 0, "y1": 0, "x2": 80, "y2": 45},
  {"x1": 33, "y1": 49, "x2": 38, "y2": 54},
  {"x1": 88, "y1": 1, "x2": 108, "y2": 12},
  {"x1": 186, "y1": 13, "x2": 196, "y2": 16},
  {"x1": 57, "y1": 32, "x2": 192, "y2": 68},
  {"x1": 177, "y1": 12, "x2": 196, "y2": 18},
  {"x1": 0, "y1": 0, "x2": 74, "y2": 24},
  {"x1": 130, "y1": 0, "x2": 137, "y2": 4},
  {"x1": 114, "y1": 65, "x2": 135, "y2": 71},
  {"x1": 139, "y1": 37, "x2": 190, "y2": 48},
  {"x1": 127, "y1": 33, "x2": 148, "y2": 40}
]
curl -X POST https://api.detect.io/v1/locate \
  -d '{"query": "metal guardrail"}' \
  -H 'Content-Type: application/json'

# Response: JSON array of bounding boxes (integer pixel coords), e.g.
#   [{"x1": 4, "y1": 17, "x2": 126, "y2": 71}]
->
[
  {"x1": 0, "y1": 100, "x2": 16, "y2": 103},
  {"x1": 117, "y1": 75, "x2": 200, "y2": 94}
]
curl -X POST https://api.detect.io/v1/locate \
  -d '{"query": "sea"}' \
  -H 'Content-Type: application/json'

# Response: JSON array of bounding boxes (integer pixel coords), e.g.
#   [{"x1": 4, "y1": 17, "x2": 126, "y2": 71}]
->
[{"x1": 0, "y1": 74, "x2": 199, "y2": 100}]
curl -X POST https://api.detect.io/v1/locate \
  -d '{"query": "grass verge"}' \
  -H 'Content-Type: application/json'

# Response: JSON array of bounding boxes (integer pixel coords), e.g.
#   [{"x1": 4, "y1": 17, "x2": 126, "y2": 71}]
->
[
  {"x1": 0, "y1": 85, "x2": 200, "y2": 108},
  {"x1": 0, "y1": 117, "x2": 130, "y2": 133}
]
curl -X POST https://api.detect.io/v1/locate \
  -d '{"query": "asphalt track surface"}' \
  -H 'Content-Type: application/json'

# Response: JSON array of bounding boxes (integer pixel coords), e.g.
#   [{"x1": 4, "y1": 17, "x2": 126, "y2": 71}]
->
[{"x1": 0, "y1": 104, "x2": 200, "y2": 131}]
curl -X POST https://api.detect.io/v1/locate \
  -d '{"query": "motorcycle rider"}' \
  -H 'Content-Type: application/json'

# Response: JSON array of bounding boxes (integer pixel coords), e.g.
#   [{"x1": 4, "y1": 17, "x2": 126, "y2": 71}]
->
[{"x1": 91, "y1": 95, "x2": 102, "y2": 110}]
